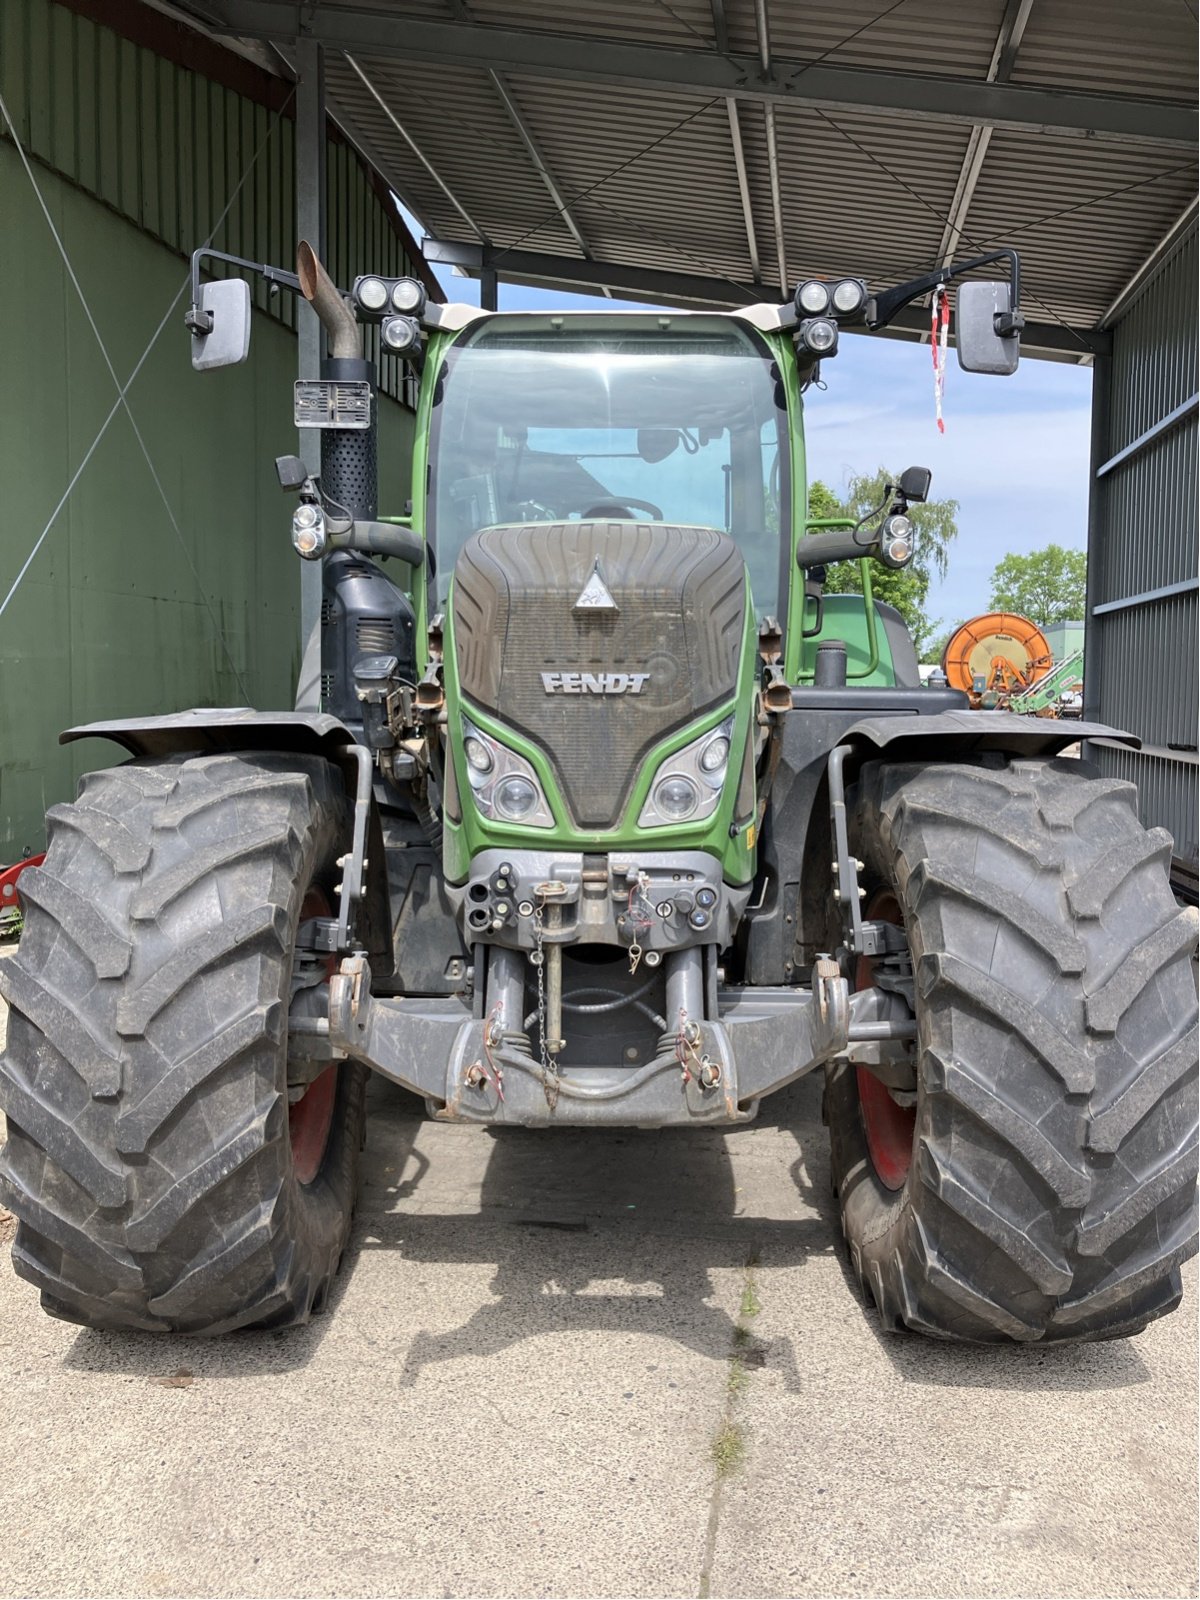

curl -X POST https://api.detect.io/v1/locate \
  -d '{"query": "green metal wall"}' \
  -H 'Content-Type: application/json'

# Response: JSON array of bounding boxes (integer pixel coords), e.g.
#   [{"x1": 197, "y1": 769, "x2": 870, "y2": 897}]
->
[
  {"x1": 0, "y1": 0, "x2": 423, "y2": 862},
  {"x1": 1085, "y1": 222, "x2": 1198, "y2": 867}
]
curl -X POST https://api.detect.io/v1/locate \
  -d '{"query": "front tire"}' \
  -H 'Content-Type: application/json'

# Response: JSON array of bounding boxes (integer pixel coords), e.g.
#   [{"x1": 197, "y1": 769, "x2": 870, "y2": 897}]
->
[
  {"x1": 828, "y1": 755, "x2": 1198, "y2": 1343},
  {"x1": 0, "y1": 751, "x2": 367, "y2": 1334}
]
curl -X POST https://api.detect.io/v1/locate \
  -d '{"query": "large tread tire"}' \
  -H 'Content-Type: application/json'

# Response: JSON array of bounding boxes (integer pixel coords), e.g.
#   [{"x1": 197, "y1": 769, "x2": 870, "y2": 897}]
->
[
  {"x1": 828, "y1": 754, "x2": 1199, "y2": 1344},
  {"x1": 0, "y1": 751, "x2": 367, "y2": 1335}
]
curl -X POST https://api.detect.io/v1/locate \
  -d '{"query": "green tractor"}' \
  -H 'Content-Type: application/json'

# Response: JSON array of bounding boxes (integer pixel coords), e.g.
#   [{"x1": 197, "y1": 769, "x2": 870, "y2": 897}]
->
[{"x1": 1, "y1": 242, "x2": 1195, "y2": 1343}]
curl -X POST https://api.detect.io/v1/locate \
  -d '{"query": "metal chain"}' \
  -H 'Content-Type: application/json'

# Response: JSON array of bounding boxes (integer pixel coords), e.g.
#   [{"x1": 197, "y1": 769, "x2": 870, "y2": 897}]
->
[
  {"x1": 627, "y1": 871, "x2": 653, "y2": 975},
  {"x1": 532, "y1": 898, "x2": 558, "y2": 1109}
]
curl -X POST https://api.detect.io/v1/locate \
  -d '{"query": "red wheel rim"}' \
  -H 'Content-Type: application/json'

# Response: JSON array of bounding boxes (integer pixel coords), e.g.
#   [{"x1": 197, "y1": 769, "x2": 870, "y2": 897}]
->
[
  {"x1": 855, "y1": 888, "x2": 916, "y2": 1192},
  {"x1": 289, "y1": 888, "x2": 338, "y2": 1186}
]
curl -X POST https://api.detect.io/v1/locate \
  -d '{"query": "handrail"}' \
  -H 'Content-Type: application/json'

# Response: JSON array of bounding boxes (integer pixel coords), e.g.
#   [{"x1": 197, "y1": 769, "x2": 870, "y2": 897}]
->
[{"x1": 799, "y1": 520, "x2": 880, "y2": 681}]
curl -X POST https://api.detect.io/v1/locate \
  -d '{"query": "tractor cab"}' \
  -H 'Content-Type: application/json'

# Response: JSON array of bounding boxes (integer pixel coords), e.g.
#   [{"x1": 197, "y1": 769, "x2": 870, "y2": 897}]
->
[{"x1": 426, "y1": 312, "x2": 790, "y2": 622}]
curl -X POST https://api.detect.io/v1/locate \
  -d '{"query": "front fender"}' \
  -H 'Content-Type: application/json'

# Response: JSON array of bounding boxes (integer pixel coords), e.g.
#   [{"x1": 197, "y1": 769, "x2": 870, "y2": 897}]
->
[
  {"x1": 61, "y1": 710, "x2": 394, "y2": 977},
  {"x1": 61, "y1": 708, "x2": 356, "y2": 760},
  {"x1": 838, "y1": 710, "x2": 1138, "y2": 760},
  {"x1": 760, "y1": 709, "x2": 1140, "y2": 983}
]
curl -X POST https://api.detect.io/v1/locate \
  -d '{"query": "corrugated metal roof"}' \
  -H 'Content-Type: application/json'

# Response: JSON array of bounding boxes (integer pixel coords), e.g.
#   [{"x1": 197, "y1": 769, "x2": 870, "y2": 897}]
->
[{"x1": 184, "y1": 0, "x2": 1198, "y2": 350}]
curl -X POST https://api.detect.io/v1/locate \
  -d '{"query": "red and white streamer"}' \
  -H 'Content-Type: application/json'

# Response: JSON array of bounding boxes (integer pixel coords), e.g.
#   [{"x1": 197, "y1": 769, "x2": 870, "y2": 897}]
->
[{"x1": 931, "y1": 283, "x2": 950, "y2": 433}]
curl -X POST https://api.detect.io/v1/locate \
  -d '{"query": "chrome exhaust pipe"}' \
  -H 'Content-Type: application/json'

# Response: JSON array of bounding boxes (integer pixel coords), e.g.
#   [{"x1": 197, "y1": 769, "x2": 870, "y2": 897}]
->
[{"x1": 297, "y1": 239, "x2": 360, "y2": 359}]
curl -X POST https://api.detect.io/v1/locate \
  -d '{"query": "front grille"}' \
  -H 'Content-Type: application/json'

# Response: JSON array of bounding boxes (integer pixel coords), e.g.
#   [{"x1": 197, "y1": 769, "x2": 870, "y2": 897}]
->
[{"x1": 454, "y1": 522, "x2": 745, "y2": 828}]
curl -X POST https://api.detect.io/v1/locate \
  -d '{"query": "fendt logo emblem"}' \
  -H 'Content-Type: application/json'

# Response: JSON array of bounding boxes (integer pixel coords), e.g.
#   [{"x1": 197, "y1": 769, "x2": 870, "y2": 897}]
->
[{"x1": 541, "y1": 671, "x2": 651, "y2": 695}]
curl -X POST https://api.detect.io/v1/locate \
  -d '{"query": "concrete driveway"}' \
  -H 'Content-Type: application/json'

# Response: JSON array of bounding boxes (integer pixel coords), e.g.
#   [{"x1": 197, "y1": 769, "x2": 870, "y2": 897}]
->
[{"x1": 1, "y1": 1059, "x2": 1196, "y2": 1599}]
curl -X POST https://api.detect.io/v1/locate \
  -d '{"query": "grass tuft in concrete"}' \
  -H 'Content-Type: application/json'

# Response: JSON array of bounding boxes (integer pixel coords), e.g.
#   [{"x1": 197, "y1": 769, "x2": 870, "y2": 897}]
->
[{"x1": 711, "y1": 1418, "x2": 747, "y2": 1479}]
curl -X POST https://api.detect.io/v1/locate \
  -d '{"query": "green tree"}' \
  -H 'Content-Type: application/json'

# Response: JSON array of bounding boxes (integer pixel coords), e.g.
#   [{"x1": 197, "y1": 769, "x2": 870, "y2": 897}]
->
[
  {"x1": 922, "y1": 626, "x2": 958, "y2": 668},
  {"x1": 988, "y1": 544, "x2": 1087, "y2": 625},
  {"x1": 806, "y1": 469, "x2": 960, "y2": 660}
]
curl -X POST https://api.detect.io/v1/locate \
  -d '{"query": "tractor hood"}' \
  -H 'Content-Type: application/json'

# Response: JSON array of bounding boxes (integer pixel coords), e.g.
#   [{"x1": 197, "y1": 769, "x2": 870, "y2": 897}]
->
[{"x1": 451, "y1": 520, "x2": 746, "y2": 829}]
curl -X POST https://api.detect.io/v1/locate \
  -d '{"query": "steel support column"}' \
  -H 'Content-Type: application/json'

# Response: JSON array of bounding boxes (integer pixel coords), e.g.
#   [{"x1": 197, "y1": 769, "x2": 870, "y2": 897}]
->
[
  {"x1": 1082, "y1": 349, "x2": 1111, "y2": 727},
  {"x1": 295, "y1": 37, "x2": 326, "y2": 710}
]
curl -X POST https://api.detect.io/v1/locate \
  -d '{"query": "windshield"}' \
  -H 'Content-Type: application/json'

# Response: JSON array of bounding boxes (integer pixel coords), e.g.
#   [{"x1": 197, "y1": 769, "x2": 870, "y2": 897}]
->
[{"x1": 428, "y1": 317, "x2": 790, "y2": 618}]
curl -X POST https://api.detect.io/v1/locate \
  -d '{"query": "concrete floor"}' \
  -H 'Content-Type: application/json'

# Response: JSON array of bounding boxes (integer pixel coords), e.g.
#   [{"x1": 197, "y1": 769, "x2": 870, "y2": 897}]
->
[{"x1": 1, "y1": 1059, "x2": 1197, "y2": 1598}]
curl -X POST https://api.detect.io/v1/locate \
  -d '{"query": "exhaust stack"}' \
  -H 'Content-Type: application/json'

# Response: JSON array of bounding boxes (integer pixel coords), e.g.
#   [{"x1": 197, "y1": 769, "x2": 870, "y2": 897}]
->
[
  {"x1": 296, "y1": 240, "x2": 377, "y2": 523},
  {"x1": 298, "y1": 239, "x2": 361, "y2": 360}
]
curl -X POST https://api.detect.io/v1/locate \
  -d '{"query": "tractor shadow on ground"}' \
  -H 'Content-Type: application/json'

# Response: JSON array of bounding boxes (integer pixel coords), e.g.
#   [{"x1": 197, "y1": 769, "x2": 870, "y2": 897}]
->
[
  {"x1": 58, "y1": 1076, "x2": 1154, "y2": 1393},
  {"x1": 874, "y1": 1321, "x2": 1153, "y2": 1392},
  {"x1": 352, "y1": 1076, "x2": 834, "y2": 1392},
  {"x1": 354, "y1": 1076, "x2": 1154, "y2": 1397}
]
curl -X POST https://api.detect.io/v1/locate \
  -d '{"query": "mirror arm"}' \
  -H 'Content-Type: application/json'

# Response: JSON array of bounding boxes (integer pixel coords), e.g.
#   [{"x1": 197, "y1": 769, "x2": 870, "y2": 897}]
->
[
  {"x1": 185, "y1": 248, "x2": 304, "y2": 336},
  {"x1": 866, "y1": 247, "x2": 1023, "y2": 335}
]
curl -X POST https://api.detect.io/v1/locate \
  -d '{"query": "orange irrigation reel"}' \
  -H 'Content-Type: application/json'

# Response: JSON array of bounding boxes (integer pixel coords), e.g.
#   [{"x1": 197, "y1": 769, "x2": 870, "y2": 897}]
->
[{"x1": 942, "y1": 612, "x2": 1054, "y2": 709}]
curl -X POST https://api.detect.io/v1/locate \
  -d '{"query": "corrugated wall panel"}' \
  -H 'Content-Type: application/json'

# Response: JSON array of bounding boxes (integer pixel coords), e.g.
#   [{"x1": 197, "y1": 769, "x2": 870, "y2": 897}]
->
[
  {"x1": 1086, "y1": 222, "x2": 1198, "y2": 864},
  {"x1": 1085, "y1": 744, "x2": 1199, "y2": 867},
  {"x1": 0, "y1": 0, "x2": 426, "y2": 401},
  {"x1": 0, "y1": 0, "x2": 425, "y2": 859},
  {"x1": 1091, "y1": 594, "x2": 1199, "y2": 750}
]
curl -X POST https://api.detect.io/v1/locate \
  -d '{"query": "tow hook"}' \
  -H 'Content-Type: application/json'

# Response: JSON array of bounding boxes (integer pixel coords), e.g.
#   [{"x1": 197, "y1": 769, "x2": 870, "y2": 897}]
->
[
  {"x1": 328, "y1": 952, "x2": 371, "y2": 1044},
  {"x1": 811, "y1": 954, "x2": 850, "y2": 1060}
]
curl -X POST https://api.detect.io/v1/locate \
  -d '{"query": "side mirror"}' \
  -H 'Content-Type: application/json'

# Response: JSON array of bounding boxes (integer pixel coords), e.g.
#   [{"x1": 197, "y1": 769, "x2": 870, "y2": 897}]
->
[
  {"x1": 956, "y1": 281, "x2": 1020, "y2": 375},
  {"x1": 190, "y1": 278, "x2": 252, "y2": 371},
  {"x1": 898, "y1": 465, "x2": 932, "y2": 503}
]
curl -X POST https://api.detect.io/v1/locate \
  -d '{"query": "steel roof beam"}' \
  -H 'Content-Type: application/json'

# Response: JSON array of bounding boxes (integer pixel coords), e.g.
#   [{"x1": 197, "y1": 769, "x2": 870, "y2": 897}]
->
[
  {"x1": 422, "y1": 237, "x2": 1107, "y2": 358},
  {"x1": 182, "y1": 2, "x2": 1197, "y2": 147},
  {"x1": 1099, "y1": 197, "x2": 1199, "y2": 326},
  {"x1": 442, "y1": 0, "x2": 600, "y2": 279},
  {"x1": 343, "y1": 53, "x2": 490, "y2": 242},
  {"x1": 486, "y1": 70, "x2": 594, "y2": 263},
  {"x1": 753, "y1": 0, "x2": 788, "y2": 295},
  {"x1": 923, "y1": 0, "x2": 1035, "y2": 347},
  {"x1": 709, "y1": 0, "x2": 761, "y2": 284},
  {"x1": 935, "y1": 0, "x2": 1035, "y2": 272}
]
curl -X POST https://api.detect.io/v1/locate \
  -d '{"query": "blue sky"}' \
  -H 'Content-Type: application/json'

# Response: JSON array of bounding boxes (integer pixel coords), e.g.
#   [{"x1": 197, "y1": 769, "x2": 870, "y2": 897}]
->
[{"x1": 409, "y1": 222, "x2": 1092, "y2": 636}]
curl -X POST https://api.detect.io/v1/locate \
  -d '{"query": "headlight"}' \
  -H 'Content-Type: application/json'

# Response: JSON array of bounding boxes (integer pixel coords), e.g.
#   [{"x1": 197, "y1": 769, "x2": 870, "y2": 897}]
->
[
  {"x1": 639, "y1": 716, "x2": 735, "y2": 829},
  {"x1": 460, "y1": 717, "x2": 554, "y2": 828},
  {"x1": 699, "y1": 734, "x2": 730, "y2": 777},
  {"x1": 464, "y1": 736, "x2": 494, "y2": 777},
  {"x1": 381, "y1": 315, "x2": 421, "y2": 354},
  {"x1": 494, "y1": 776, "x2": 539, "y2": 820},
  {"x1": 832, "y1": 278, "x2": 867, "y2": 316},
  {"x1": 354, "y1": 276, "x2": 389, "y2": 314},
  {"x1": 391, "y1": 278, "x2": 426, "y2": 314},
  {"x1": 291, "y1": 501, "x2": 326, "y2": 559},
  {"x1": 796, "y1": 317, "x2": 838, "y2": 357},
  {"x1": 796, "y1": 280, "x2": 831, "y2": 314},
  {"x1": 879, "y1": 513, "x2": 914, "y2": 568},
  {"x1": 653, "y1": 775, "x2": 699, "y2": 820}
]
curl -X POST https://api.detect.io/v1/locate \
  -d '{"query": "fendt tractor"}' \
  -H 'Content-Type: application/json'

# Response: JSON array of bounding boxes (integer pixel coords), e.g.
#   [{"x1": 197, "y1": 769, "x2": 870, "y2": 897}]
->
[{"x1": 1, "y1": 241, "x2": 1196, "y2": 1345}]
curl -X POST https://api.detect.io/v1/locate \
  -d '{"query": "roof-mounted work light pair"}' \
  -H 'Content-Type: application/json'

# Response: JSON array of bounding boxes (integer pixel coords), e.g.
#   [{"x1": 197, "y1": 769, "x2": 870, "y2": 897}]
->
[
  {"x1": 792, "y1": 277, "x2": 868, "y2": 361},
  {"x1": 351, "y1": 275, "x2": 428, "y2": 359}
]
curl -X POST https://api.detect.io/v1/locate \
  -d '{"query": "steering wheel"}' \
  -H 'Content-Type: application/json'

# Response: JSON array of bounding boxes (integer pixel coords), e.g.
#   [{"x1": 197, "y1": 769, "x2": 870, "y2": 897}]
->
[{"x1": 576, "y1": 496, "x2": 664, "y2": 521}]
